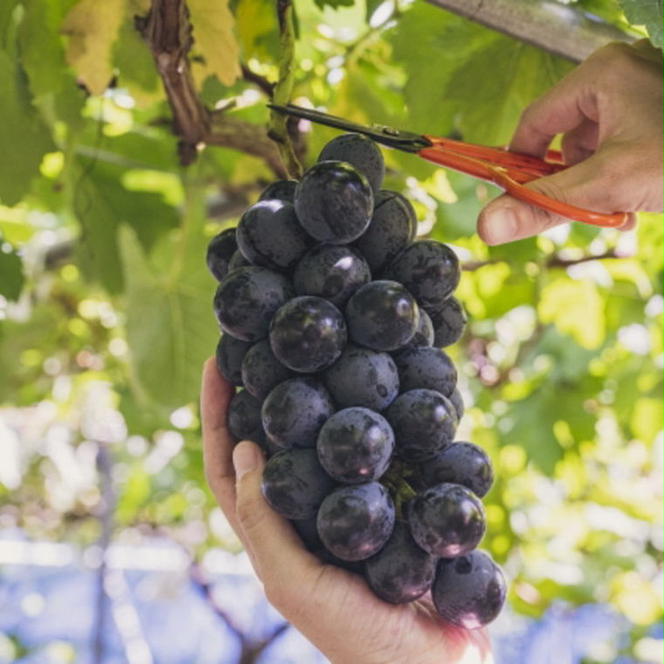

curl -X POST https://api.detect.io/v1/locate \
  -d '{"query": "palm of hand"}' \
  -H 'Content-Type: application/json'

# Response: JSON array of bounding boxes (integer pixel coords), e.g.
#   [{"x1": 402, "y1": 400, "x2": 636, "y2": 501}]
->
[
  {"x1": 201, "y1": 358, "x2": 491, "y2": 664},
  {"x1": 305, "y1": 562, "x2": 491, "y2": 663}
]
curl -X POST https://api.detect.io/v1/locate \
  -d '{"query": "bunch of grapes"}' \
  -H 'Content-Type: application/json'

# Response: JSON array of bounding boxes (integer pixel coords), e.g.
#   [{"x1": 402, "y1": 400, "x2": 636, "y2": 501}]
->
[{"x1": 207, "y1": 133, "x2": 506, "y2": 629}]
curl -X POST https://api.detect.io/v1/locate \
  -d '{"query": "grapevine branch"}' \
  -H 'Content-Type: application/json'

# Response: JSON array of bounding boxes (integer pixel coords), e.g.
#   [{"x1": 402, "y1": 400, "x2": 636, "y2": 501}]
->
[
  {"x1": 268, "y1": 0, "x2": 303, "y2": 178},
  {"x1": 139, "y1": 0, "x2": 287, "y2": 175},
  {"x1": 426, "y1": 0, "x2": 633, "y2": 63}
]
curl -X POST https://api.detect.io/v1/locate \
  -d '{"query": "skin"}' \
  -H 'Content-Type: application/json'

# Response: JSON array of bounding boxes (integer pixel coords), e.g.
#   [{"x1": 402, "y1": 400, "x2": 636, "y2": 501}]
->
[
  {"x1": 478, "y1": 40, "x2": 663, "y2": 245},
  {"x1": 201, "y1": 358, "x2": 492, "y2": 664}
]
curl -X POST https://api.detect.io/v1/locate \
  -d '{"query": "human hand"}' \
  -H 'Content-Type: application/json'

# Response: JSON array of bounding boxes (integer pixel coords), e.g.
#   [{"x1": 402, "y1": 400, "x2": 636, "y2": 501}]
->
[
  {"x1": 200, "y1": 358, "x2": 493, "y2": 664},
  {"x1": 478, "y1": 40, "x2": 663, "y2": 245}
]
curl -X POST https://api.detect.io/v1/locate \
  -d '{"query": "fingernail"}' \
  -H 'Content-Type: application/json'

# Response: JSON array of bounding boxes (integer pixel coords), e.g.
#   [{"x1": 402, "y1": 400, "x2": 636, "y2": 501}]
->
[
  {"x1": 233, "y1": 441, "x2": 259, "y2": 480},
  {"x1": 484, "y1": 208, "x2": 518, "y2": 245}
]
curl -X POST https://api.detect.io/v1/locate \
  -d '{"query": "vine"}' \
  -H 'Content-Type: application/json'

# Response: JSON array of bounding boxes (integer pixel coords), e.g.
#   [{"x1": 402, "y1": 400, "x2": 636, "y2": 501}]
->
[{"x1": 268, "y1": 0, "x2": 303, "y2": 178}]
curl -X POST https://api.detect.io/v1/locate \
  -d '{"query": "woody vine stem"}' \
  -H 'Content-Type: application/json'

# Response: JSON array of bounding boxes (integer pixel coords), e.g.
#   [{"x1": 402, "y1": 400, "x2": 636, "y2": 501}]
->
[{"x1": 269, "y1": 0, "x2": 303, "y2": 178}]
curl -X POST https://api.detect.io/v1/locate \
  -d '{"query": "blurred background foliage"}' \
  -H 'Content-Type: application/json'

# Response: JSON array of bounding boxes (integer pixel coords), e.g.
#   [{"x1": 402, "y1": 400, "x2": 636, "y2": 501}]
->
[{"x1": 0, "y1": 0, "x2": 661, "y2": 662}]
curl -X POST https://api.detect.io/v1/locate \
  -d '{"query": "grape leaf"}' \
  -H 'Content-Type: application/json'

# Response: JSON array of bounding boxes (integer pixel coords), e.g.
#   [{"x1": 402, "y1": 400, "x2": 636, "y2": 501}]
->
[
  {"x1": 112, "y1": 15, "x2": 160, "y2": 101},
  {"x1": 0, "y1": 0, "x2": 19, "y2": 48},
  {"x1": 0, "y1": 51, "x2": 55, "y2": 206},
  {"x1": 389, "y1": 6, "x2": 493, "y2": 136},
  {"x1": 19, "y1": 0, "x2": 69, "y2": 97},
  {"x1": 61, "y1": 0, "x2": 125, "y2": 95},
  {"x1": 188, "y1": 0, "x2": 241, "y2": 87},
  {"x1": 390, "y1": 4, "x2": 572, "y2": 144},
  {"x1": 0, "y1": 245, "x2": 24, "y2": 301},
  {"x1": 618, "y1": 0, "x2": 663, "y2": 47},
  {"x1": 446, "y1": 40, "x2": 573, "y2": 146},
  {"x1": 119, "y1": 217, "x2": 218, "y2": 408},
  {"x1": 75, "y1": 159, "x2": 178, "y2": 293}
]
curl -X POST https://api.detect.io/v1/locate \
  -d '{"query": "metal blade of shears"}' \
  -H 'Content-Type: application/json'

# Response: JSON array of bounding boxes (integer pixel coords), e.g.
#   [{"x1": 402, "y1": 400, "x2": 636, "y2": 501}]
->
[{"x1": 268, "y1": 103, "x2": 432, "y2": 153}]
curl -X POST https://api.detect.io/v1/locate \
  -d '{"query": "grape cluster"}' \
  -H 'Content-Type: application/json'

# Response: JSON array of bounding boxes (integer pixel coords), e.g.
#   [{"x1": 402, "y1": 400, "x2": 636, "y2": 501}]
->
[{"x1": 208, "y1": 133, "x2": 506, "y2": 628}]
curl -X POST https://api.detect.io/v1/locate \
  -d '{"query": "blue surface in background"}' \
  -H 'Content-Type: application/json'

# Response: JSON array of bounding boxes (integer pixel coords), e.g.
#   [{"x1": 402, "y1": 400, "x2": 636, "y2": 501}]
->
[{"x1": 0, "y1": 532, "x2": 656, "y2": 664}]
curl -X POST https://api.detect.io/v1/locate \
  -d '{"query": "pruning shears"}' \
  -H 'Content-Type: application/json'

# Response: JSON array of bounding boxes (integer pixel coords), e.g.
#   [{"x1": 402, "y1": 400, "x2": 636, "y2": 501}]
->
[{"x1": 269, "y1": 103, "x2": 628, "y2": 228}]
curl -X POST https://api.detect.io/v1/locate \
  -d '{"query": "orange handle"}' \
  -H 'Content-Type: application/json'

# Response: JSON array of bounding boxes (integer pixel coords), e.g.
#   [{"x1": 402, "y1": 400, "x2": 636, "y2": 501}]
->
[{"x1": 419, "y1": 138, "x2": 628, "y2": 228}]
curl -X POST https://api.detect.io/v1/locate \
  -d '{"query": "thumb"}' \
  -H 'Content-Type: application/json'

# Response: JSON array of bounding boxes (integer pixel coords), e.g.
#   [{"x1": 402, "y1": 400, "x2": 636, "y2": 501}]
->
[
  {"x1": 477, "y1": 150, "x2": 636, "y2": 245},
  {"x1": 233, "y1": 441, "x2": 321, "y2": 587}
]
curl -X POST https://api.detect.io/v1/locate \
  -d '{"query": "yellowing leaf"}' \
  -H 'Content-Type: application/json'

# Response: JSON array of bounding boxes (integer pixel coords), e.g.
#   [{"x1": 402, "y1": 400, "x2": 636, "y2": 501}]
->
[
  {"x1": 188, "y1": 0, "x2": 241, "y2": 88},
  {"x1": 61, "y1": 0, "x2": 126, "y2": 95},
  {"x1": 539, "y1": 278, "x2": 606, "y2": 349}
]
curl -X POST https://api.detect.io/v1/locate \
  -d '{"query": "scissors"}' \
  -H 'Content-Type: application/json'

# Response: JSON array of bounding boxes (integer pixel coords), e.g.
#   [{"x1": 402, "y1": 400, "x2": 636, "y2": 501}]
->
[{"x1": 269, "y1": 103, "x2": 628, "y2": 228}]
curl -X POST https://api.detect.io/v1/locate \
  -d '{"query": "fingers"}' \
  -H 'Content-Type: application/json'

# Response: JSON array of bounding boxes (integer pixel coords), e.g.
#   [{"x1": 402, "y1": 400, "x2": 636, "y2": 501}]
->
[
  {"x1": 233, "y1": 441, "x2": 322, "y2": 592},
  {"x1": 561, "y1": 118, "x2": 598, "y2": 166},
  {"x1": 201, "y1": 357, "x2": 240, "y2": 527},
  {"x1": 509, "y1": 69, "x2": 591, "y2": 157},
  {"x1": 477, "y1": 149, "x2": 635, "y2": 244}
]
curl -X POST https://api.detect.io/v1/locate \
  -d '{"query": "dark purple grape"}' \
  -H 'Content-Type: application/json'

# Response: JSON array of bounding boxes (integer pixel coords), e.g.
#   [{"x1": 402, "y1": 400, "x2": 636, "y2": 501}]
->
[
  {"x1": 261, "y1": 377, "x2": 335, "y2": 449},
  {"x1": 215, "y1": 334, "x2": 251, "y2": 386},
  {"x1": 293, "y1": 245, "x2": 370, "y2": 308},
  {"x1": 345, "y1": 280, "x2": 419, "y2": 351},
  {"x1": 316, "y1": 408, "x2": 394, "y2": 484},
  {"x1": 432, "y1": 551, "x2": 506, "y2": 629},
  {"x1": 393, "y1": 346, "x2": 457, "y2": 397},
  {"x1": 408, "y1": 483, "x2": 485, "y2": 557},
  {"x1": 364, "y1": 521, "x2": 436, "y2": 604},
  {"x1": 228, "y1": 249, "x2": 251, "y2": 272},
  {"x1": 228, "y1": 390, "x2": 265, "y2": 443},
  {"x1": 318, "y1": 133, "x2": 384, "y2": 193},
  {"x1": 322, "y1": 345, "x2": 399, "y2": 412},
  {"x1": 317, "y1": 482, "x2": 395, "y2": 561},
  {"x1": 406, "y1": 308, "x2": 434, "y2": 347},
  {"x1": 354, "y1": 191, "x2": 416, "y2": 271},
  {"x1": 241, "y1": 339, "x2": 292, "y2": 400},
  {"x1": 261, "y1": 449, "x2": 335, "y2": 519},
  {"x1": 214, "y1": 267, "x2": 294, "y2": 342},
  {"x1": 291, "y1": 516, "x2": 323, "y2": 551},
  {"x1": 237, "y1": 200, "x2": 311, "y2": 270},
  {"x1": 418, "y1": 442, "x2": 494, "y2": 498},
  {"x1": 448, "y1": 387, "x2": 464, "y2": 421},
  {"x1": 429, "y1": 297, "x2": 467, "y2": 347},
  {"x1": 259, "y1": 179, "x2": 298, "y2": 203},
  {"x1": 294, "y1": 161, "x2": 373, "y2": 244},
  {"x1": 206, "y1": 228, "x2": 237, "y2": 281},
  {"x1": 383, "y1": 241, "x2": 460, "y2": 311},
  {"x1": 269, "y1": 296, "x2": 347, "y2": 373},
  {"x1": 385, "y1": 389, "x2": 457, "y2": 461}
]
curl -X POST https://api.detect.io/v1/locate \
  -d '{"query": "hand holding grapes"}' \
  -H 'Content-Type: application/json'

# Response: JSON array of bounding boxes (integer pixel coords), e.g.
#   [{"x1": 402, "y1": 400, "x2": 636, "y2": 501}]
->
[
  {"x1": 478, "y1": 40, "x2": 663, "y2": 245},
  {"x1": 201, "y1": 358, "x2": 493, "y2": 664}
]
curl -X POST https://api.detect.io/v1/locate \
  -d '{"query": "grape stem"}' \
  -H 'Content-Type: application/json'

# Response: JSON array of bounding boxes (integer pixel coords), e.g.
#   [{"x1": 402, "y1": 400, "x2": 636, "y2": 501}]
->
[
  {"x1": 268, "y1": 0, "x2": 303, "y2": 179},
  {"x1": 383, "y1": 461, "x2": 417, "y2": 519}
]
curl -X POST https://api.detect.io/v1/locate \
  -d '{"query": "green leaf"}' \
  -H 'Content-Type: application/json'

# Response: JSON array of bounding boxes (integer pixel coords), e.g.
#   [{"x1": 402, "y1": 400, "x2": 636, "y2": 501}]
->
[
  {"x1": 618, "y1": 0, "x2": 663, "y2": 47},
  {"x1": 61, "y1": 0, "x2": 125, "y2": 95},
  {"x1": 390, "y1": 4, "x2": 573, "y2": 144},
  {"x1": 112, "y1": 15, "x2": 160, "y2": 98},
  {"x1": 119, "y1": 200, "x2": 219, "y2": 408},
  {"x1": 0, "y1": 51, "x2": 55, "y2": 206},
  {"x1": 0, "y1": 244, "x2": 24, "y2": 301},
  {"x1": 390, "y1": 6, "x2": 491, "y2": 136},
  {"x1": 446, "y1": 40, "x2": 573, "y2": 145},
  {"x1": 0, "y1": 0, "x2": 20, "y2": 49},
  {"x1": 74, "y1": 159, "x2": 179, "y2": 293},
  {"x1": 18, "y1": 0, "x2": 70, "y2": 98}
]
